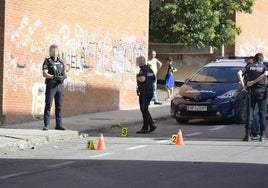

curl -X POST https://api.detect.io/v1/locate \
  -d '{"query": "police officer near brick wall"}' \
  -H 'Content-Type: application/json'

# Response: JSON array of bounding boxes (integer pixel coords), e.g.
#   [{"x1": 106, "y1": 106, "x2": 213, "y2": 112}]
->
[
  {"x1": 136, "y1": 56, "x2": 157, "y2": 134},
  {"x1": 42, "y1": 44, "x2": 67, "y2": 131},
  {"x1": 243, "y1": 53, "x2": 268, "y2": 141}
]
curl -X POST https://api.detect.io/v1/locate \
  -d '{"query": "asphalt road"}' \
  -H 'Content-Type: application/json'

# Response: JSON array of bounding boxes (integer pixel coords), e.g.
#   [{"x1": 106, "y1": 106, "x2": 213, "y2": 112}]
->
[
  {"x1": 1, "y1": 118, "x2": 268, "y2": 188},
  {"x1": 1, "y1": 159, "x2": 268, "y2": 188}
]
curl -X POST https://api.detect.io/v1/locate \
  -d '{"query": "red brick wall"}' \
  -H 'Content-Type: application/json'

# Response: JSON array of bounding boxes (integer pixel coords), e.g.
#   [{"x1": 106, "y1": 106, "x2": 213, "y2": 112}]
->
[
  {"x1": 235, "y1": 0, "x2": 268, "y2": 57},
  {"x1": 2, "y1": 0, "x2": 149, "y2": 124}
]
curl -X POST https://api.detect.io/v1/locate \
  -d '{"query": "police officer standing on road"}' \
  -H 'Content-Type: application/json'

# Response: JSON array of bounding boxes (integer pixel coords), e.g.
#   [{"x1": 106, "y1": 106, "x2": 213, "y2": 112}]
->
[
  {"x1": 136, "y1": 56, "x2": 157, "y2": 134},
  {"x1": 244, "y1": 53, "x2": 268, "y2": 141},
  {"x1": 42, "y1": 44, "x2": 67, "y2": 131}
]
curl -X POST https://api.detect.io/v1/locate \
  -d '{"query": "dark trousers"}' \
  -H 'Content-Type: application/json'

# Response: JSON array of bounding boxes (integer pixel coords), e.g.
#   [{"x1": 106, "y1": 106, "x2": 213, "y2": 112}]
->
[
  {"x1": 246, "y1": 87, "x2": 267, "y2": 134},
  {"x1": 139, "y1": 91, "x2": 154, "y2": 130},
  {"x1": 44, "y1": 84, "x2": 63, "y2": 127}
]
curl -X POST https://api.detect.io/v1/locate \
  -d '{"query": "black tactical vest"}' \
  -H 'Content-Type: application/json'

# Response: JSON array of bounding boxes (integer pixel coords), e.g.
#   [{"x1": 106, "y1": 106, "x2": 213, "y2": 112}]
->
[{"x1": 138, "y1": 65, "x2": 156, "y2": 93}]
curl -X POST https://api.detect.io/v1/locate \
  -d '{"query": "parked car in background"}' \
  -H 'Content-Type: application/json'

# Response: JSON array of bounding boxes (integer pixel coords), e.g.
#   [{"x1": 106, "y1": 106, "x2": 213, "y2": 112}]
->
[{"x1": 171, "y1": 59, "x2": 247, "y2": 124}]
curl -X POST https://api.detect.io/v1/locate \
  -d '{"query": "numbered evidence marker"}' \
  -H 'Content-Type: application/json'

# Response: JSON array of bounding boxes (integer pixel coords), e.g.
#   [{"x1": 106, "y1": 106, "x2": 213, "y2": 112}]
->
[
  {"x1": 86, "y1": 140, "x2": 95, "y2": 150},
  {"x1": 122, "y1": 127, "x2": 129, "y2": 137},
  {"x1": 171, "y1": 134, "x2": 178, "y2": 145}
]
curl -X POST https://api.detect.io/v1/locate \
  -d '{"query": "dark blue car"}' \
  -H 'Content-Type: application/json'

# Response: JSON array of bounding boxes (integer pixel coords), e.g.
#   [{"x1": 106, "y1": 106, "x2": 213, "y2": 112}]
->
[{"x1": 171, "y1": 59, "x2": 247, "y2": 124}]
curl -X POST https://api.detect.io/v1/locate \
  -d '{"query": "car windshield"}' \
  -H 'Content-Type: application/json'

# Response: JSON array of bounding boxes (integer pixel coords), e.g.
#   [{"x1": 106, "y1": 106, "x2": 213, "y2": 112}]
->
[{"x1": 188, "y1": 66, "x2": 241, "y2": 83}]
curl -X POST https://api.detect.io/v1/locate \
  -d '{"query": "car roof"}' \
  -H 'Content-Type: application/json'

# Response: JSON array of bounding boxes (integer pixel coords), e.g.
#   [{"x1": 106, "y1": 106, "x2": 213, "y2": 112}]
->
[{"x1": 205, "y1": 59, "x2": 246, "y2": 67}]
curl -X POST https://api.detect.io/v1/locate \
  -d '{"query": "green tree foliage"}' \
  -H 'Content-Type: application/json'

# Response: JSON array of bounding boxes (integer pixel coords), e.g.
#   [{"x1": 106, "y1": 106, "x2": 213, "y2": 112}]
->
[{"x1": 150, "y1": 0, "x2": 255, "y2": 48}]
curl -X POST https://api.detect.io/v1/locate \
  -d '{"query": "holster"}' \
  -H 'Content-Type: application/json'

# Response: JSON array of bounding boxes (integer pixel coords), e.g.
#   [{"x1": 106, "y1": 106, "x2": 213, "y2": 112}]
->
[{"x1": 45, "y1": 79, "x2": 58, "y2": 89}]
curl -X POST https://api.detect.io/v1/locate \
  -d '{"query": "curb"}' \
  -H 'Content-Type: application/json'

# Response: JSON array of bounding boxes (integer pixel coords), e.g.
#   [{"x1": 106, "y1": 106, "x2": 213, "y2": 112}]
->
[
  {"x1": 0, "y1": 116, "x2": 171, "y2": 151},
  {"x1": 0, "y1": 130, "x2": 79, "y2": 151},
  {"x1": 0, "y1": 105, "x2": 171, "y2": 151},
  {"x1": 80, "y1": 115, "x2": 172, "y2": 134}
]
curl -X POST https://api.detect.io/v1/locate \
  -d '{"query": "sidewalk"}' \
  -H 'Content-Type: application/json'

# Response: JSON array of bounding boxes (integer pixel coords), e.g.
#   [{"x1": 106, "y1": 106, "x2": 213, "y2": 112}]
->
[{"x1": 0, "y1": 102, "x2": 170, "y2": 151}]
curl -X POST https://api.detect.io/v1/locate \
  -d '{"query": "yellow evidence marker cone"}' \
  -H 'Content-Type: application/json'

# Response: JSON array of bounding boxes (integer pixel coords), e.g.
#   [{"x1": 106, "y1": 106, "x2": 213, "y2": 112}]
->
[
  {"x1": 86, "y1": 140, "x2": 95, "y2": 150},
  {"x1": 171, "y1": 134, "x2": 177, "y2": 145}
]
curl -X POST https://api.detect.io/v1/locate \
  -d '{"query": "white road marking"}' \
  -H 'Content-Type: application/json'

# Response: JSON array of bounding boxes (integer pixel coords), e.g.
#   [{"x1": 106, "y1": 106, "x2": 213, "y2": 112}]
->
[
  {"x1": 185, "y1": 132, "x2": 202, "y2": 137},
  {"x1": 125, "y1": 145, "x2": 148, "y2": 151},
  {"x1": 156, "y1": 140, "x2": 170, "y2": 143},
  {"x1": 90, "y1": 153, "x2": 113, "y2": 158},
  {"x1": 48, "y1": 161, "x2": 75, "y2": 168},
  {"x1": 0, "y1": 171, "x2": 29, "y2": 179},
  {"x1": 209, "y1": 126, "x2": 225, "y2": 131}
]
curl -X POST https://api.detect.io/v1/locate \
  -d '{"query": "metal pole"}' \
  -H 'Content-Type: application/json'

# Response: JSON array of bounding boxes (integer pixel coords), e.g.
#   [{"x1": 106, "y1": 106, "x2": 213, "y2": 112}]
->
[{"x1": 221, "y1": 44, "x2": 225, "y2": 58}]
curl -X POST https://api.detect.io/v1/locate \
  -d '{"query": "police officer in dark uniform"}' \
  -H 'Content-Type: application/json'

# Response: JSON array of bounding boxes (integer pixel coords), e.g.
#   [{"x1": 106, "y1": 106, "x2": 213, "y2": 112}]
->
[
  {"x1": 136, "y1": 56, "x2": 157, "y2": 134},
  {"x1": 42, "y1": 44, "x2": 67, "y2": 131},
  {"x1": 244, "y1": 53, "x2": 267, "y2": 141}
]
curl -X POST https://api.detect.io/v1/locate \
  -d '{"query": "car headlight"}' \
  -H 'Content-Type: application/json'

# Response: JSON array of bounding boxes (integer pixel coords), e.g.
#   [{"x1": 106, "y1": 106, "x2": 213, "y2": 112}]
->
[{"x1": 217, "y1": 89, "x2": 236, "y2": 99}]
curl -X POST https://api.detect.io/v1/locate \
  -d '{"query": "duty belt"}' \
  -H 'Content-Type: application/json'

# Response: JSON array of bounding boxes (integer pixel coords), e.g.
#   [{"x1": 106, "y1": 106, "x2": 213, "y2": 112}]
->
[{"x1": 251, "y1": 84, "x2": 266, "y2": 89}]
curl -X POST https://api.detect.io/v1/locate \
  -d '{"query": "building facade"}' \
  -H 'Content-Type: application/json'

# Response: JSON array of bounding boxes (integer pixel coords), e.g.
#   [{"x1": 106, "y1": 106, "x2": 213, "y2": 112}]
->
[
  {"x1": 235, "y1": 0, "x2": 268, "y2": 57},
  {"x1": 0, "y1": 0, "x2": 149, "y2": 124},
  {"x1": 152, "y1": 0, "x2": 267, "y2": 83}
]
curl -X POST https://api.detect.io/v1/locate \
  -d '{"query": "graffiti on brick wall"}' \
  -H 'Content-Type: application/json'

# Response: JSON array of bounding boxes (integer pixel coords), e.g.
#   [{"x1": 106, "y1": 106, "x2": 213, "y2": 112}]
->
[
  {"x1": 31, "y1": 83, "x2": 46, "y2": 120},
  {"x1": 237, "y1": 35, "x2": 268, "y2": 57},
  {"x1": 6, "y1": 16, "x2": 146, "y2": 118},
  {"x1": 65, "y1": 77, "x2": 89, "y2": 94},
  {"x1": 31, "y1": 79, "x2": 88, "y2": 120},
  {"x1": 11, "y1": 16, "x2": 43, "y2": 53},
  {"x1": 8, "y1": 16, "x2": 146, "y2": 94},
  {"x1": 4, "y1": 54, "x2": 43, "y2": 93}
]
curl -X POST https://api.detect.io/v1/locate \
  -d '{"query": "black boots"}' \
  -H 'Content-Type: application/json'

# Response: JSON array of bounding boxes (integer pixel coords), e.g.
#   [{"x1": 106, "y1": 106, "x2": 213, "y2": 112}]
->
[
  {"x1": 242, "y1": 130, "x2": 251, "y2": 142},
  {"x1": 242, "y1": 135, "x2": 251, "y2": 142}
]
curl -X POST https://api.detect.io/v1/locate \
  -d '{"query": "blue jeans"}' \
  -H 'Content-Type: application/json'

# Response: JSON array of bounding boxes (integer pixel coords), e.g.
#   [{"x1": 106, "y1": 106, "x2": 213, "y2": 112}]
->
[
  {"x1": 251, "y1": 105, "x2": 260, "y2": 135},
  {"x1": 152, "y1": 81, "x2": 158, "y2": 102}
]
